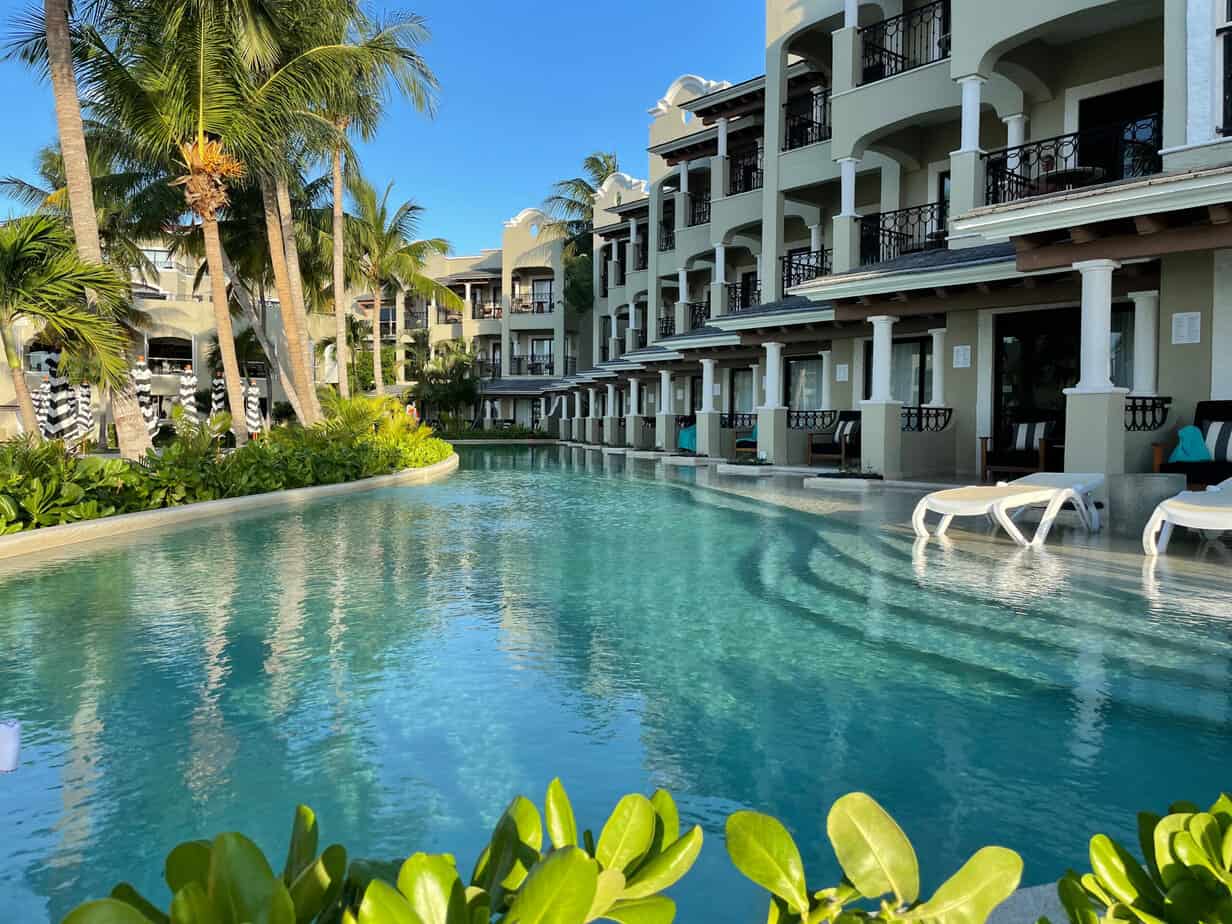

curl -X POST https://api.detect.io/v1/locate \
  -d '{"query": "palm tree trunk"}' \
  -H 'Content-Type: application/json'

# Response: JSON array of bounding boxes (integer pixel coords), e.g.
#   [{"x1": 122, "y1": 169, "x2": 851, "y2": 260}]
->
[
  {"x1": 370, "y1": 280, "x2": 384, "y2": 396},
  {"x1": 331, "y1": 144, "x2": 350, "y2": 399},
  {"x1": 259, "y1": 181, "x2": 312, "y2": 421},
  {"x1": 1, "y1": 328, "x2": 39, "y2": 437},
  {"x1": 273, "y1": 177, "x2": 322, "y2": 421},
  {"x1": 241, "y1": 302, "x2": 304, "y2": 425},
  {"x1": 44, "y1": 0, "x2": 152, "y2": 460},
  {"x1": 201, "y1": 214, "x2": 247, "y2": 445}
]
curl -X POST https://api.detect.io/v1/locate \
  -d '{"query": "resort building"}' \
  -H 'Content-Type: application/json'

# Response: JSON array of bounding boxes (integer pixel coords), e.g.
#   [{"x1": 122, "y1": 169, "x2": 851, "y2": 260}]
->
[{"x1": 555, "y1": 0, "x2": 1232, "y2": 486}]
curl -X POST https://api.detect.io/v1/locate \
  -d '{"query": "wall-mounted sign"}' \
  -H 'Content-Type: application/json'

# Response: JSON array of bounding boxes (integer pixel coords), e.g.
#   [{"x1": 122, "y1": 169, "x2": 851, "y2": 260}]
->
[
  {"x1": 712, "y1": 384, "x2": 722, "y2": 396},
  {"x1": 1171, "y1": 312, "x2": 1202, "y2": 345},
  {"x1": 835, "y1": 364, "x2": 850, "y2": 382},
  {"x1": 952, "y1": 345, "x2": 972, "y2": 369}
]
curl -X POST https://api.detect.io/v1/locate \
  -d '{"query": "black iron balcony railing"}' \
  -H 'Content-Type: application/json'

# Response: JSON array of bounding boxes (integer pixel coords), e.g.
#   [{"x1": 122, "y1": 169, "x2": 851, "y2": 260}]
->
[
  {"x1": 860, "y1": 201, "x2": 948, "y2": 265},
  {"x1": 788, "y1": 410, "x2": 839, "y2": 431},
  {"x1": 984, "y1": 114, "x2": 1164, "y2": 206},
  {"x1": 476, "y1": 360, "x2": 501, "y2": 380},
  {"x1": 634, "y1": 240, "x2": 648, "y2": 270},
  {"x1": 1125, "y1": 396, "x2": 1173, "y2": 432},
  {"x1": 470, "y1": 301, "x2": 502, "y2": 320},
  {"x1": 783, "y1": 90, "x2": 833, "y2": 151},
  {"x1": 781, "y1": 249, "x2": 832, "y2": 292},
  {"x1": 435, "y1": 306, "x2": 462, "y2": 324},
  {"x1": 509, "y1": 357, "x2": 555, "y2": 376},
  {"x1": 405, "y1": 309, "x2": 428, "y2": 330},
  {"x1": 721, "y1": 413, "x2": 757, "y2": 429},
  {"x1": 728, "y1": 145, "x2": 764, "y2": 196},
  {"x1": 901, "y1": 406, "x2": 953, "y2": 432},
  {"x1": 657, "y1": 314, "x2": 676, "y2": 339},
  {"x1": 511, "y1": 294, "x2": 555, "y2": 314},
  {"x1": 859, "y1": 0, "x2": 950, "y2": 85},
  {"x1": 688, "y1": 301, "x2": 709, "y2": 330},
  {"x1": 687, "y1": 192, "x2": 711, "y2": 227},
  {"x1": 659, "y1": 223, "x2": 676, "y2": 251},
  {"x1": 635, "y1": 328, "x2": 647, "y2": 349},
  {"x1": 726, "y1": 283, "x2": 762, "y2": 312}
]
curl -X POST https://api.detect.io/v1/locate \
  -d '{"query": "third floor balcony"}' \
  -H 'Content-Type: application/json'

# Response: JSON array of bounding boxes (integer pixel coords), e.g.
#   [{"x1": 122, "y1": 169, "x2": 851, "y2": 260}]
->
[
  {"x1": 859, "y1": 0, "x2": 951, "y2": 86},
  {"x1": 687, "y1": 192, "x2": 711, "y2": 227},
  {"x1": 782, "y1": 90, "x2": 832, "y2": 151},
  {"x1": 781, "y1": 250, "x2": 832, "y2": 293}
]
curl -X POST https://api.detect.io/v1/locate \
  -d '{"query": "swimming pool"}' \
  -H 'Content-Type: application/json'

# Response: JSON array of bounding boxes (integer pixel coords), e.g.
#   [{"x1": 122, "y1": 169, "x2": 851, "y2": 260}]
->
[{"x1": 1, "y1": 445, "x2": 1229, "y2": 921}]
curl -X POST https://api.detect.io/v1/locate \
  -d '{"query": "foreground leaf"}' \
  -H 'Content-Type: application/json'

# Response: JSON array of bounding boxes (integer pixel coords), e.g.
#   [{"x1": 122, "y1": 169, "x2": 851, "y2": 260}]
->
[
  {"x1": 358, "y1": 879, "x2": 423, "y2": 924},
  {"x1": 725, "y1": 811, "x2": 809, "y2": 916},
  {"x1": 826, "y1": 793, "x2": 919, "y2": 905},
  {"x1": 901, "y1": 847, "x2": 1022, "y2": 924},
  {"x1": 547, "y1": 779, "x2": 579, "y2": 850},
  {"x1": 63, "y1": 900, "x2": 152, "y2": 924},
  {"x1": 622, "y1": 827, "x2": 702, "y2": 900},
  {"x1": 600, "y1": 896, "x2": 676, "y2": 924},
  {"x1": 505, "y1": 845, "x2": 598, "y2": 924},
  {"x1": 396, "y1": 853, "x2": 465, "y2": 924},
  {"x1": 596, "y1": 795, "x2": 656, "y2": 873},
  {"x1": 282, "y1": 806, "x2": 320, "y2": 886}
]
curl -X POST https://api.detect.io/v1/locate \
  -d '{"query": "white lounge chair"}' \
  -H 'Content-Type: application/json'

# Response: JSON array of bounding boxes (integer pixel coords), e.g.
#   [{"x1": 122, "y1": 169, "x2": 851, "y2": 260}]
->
[
  {"x1": 912, "y1": 473, "x2": 1105, "y2": 548},
  {"x1": 1142, "y1": 479, "x2": 1232, "y2": 555}
]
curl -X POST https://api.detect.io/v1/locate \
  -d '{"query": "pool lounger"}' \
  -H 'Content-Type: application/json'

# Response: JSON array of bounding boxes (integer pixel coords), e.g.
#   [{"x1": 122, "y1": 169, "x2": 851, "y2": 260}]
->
[
  {"x1": 912, "y1": 473, "x2": 1105, "y2": 548},
  {"x1": 1142, "y1": 478, "x2": 1232, "y2": 556}
]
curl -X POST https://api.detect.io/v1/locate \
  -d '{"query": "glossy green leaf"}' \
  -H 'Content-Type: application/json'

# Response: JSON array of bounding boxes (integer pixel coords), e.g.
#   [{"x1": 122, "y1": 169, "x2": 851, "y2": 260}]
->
[
  {"x1": 472, "y1": 798, "x2": 542, "y2": 898},
  {"x1": 464, "y1": 887, "x2": 490, "y2": 924},
  {"x1": 1090, "y1": 835, "x2": 1165, "y2": 914},
  {"x1": 1223, "y1": 826, "x2": 1232, "y2": 874},
  {"x1": 900, "y1": 847, "x2": 1022, "y2": 924},
  {"x1": 1079, "y1": 874, "x2": 1114, "y2": 908},
  {"x1": 599, "y1": 896, "x2": 676, "y2": 924},
  {"x1": 547, "y1": 779, "x2": 579, "y2": 850},
  {"x1": 358, "y1": 879, "x2": 424, "y2": 924},
  {"x1": 282, "y1": 806, "x2": 320, "y2": 887},
  {"x1": 596, "y1": 795, "x2": 656, "y2": 873},
  {"x1": 650, "y1": 792, "x2": 680, "y2": 848},
  {"x1": 166, "y1": 841, "x2": 213, "y2": 895},
  {"x1": 826, "y1": 793, "x2": 919, "y2": 905},
  {"x1": 1188, "y1": 815, "x2": 1224, "y2": 867},
  {"x1": 1058, "y1": 872, "x2": 1099, "y2": 924},
  {"x1": 169, "y1": 883, "x2": 214, "y2": 924},
  {"x1": 505, "y1": 845, "x2": 598, "y2": 924},
  {"x1": 288, "y1": 843, "x2": 347, "y2": 923},
  {"x1": 1164, "y1": 878, "x2": 1221, "y2": 924},
  {"x1": 63, "y1": 899, "x2": 154, "y2": 924},
  {"x1": 764, "y1": 896, "x2": 795, "y2": 924},
  {"x1": 1155, "y1": 816, "x2": 1195, "y2": 890},
  {"x1": 1171, "y1": 803, "x2": 1202, "y2": 816},
  {"x1": 725, "y1": 811, "x2": 809, "y2": 916},
  {"x1": 109, "y1": 884, "x2": 169, "y2": 924},
  {"x1": 1138, "y1": 814, "x2": 1163, "y2": 884},
  {"x1": 396, "y1": 853, "x2": 465, "y2": 924},
  {"x1": 1171, "y1": 832, "x2": 1224, "y2": 892},
  {"x1": 1209, "y1": 795, "x2": 1232, "y2": 835},
  {"x1": 622, "y1": 826, "x2": 703, "y2": 900},
  {"x1": 587, "y1": 868, "x2": 626, "y2": 920},
  {"x1": 207, "y1": 832, "x2": 293, "y2": 924}
]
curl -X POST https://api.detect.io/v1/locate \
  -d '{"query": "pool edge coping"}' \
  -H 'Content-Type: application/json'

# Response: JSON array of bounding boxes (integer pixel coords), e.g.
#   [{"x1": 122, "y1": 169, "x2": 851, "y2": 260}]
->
[{"x1": 0, "y1": 453, "x2": 460, "y2": 563}]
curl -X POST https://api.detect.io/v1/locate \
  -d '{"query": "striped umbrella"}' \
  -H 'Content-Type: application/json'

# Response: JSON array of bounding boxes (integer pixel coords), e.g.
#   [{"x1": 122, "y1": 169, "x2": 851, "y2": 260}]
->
[
  {"x1": 34, "y1": 377, "x2": 50, "y2": 437},
  {"x1": 244, "y1": 380, "x2": 263, "y2": 435},
  {"x1": 131, "y1": 358, "x2": 158, "y2": 436},
  {"x1": 178, "y1": 366, "x2": 199, "y2": 425},
  {"x1": 43, "y1": 355, "x2": 75, "y2": 440},
  {"x1": 74, "y1": 383, "x2": 93, "y2": 444},
  {"x1": 210, "y1": 374, "x2": 226, "y2": 415}
]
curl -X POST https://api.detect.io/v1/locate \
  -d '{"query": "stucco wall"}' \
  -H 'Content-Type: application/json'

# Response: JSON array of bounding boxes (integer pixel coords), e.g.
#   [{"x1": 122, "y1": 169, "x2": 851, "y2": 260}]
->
[{"x1": 1158, "y1": 250, "x2": 1214, "y2": 425}]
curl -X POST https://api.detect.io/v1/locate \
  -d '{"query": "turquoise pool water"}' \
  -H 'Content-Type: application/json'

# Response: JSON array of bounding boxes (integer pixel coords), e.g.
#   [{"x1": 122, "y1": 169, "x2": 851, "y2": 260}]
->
[{"x1": 1, "y1": 445, "x2": 1230, "y2": 921}]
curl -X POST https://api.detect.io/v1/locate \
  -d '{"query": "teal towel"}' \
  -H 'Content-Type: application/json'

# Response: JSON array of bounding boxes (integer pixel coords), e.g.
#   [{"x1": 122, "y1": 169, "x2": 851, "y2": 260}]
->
[
  {"x1": 678, "y1": 424, "x2": 697, "y2": 453},
  {"x1": 1170, "y1": 425, "x2": 1212, "y2": 463},
  {"x1": 735, "y1": 424, "x2": 758, "y2": 448}
]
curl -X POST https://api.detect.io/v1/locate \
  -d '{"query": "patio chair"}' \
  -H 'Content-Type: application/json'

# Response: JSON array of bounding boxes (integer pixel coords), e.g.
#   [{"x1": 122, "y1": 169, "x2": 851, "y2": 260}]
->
[
  {"x1": 807, "y1": 411, "x2": 861, "y2": 468},
  {"x1": 979, "y1": 410, "x2": 1064, "y2": 483},
  {"x1": 912, "y1": 472, "x2": 1105, "y2": 548},
  {"x1": 1142, "y1": 478, "x2": 1232, "y2": 555},
  {"x1": 1153, "y1": 400, "x2": 1232, "y2": 488}
]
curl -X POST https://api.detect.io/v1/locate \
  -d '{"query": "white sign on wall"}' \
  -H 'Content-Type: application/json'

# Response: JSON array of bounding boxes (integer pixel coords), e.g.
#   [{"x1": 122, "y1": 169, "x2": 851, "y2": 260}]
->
[
  {"x1": 712, "y1": 384, "x2": 721, "y2": 396},
  {"x1": 952, "y1": 345, "x2": 972, "y2": 369},
  {"x1": 1171, "y1": 312, "x2": 1202, "y2": 345},
  {"x1": 835, "y1": 364, "x2": 850, "y2": 382}
]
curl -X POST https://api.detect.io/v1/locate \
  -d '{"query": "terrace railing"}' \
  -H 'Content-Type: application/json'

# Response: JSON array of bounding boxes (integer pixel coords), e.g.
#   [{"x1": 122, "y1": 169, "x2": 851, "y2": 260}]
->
[
  {"x1": 728, "y1": 145, "x2": 764, "y2": 195},
  {"x1": 1125, "y1": 396, "x2": 1172, "y2": 432},
  {"x1": 657, "y1": 314, "x2": 677, "y2": 339},
  {"x1": 781, "y1": 249, "x2": 832, "y2": 291},
  {"x1": 476, "y1": 360, "x2": 501, "y2": 380},
  {"x1": 726, "y1": 283, "x2": 762, "y2": 313},
  {"x1": 634, "y1": 241, "x2": 648, "y2": 271},
  {"x1": 435, "y1": 306, "x2": 462, "y2": 324},
  {"x1": 511, "y1": 294, "x2": 555, "y2": 314},
  {"x1": 984, "y1": 114, "x2": 1164, "y2": 206},
  {"x1": 788, "y1": 410, "x2": 839, "y2": 431},
  {"x1": 1223, "y1": 8, "x2": 1232, "y2": 135},
  {"x1": 509, "y1": 357, "x2": 554, "y2": 376},
  {"x1": 405, "y1": 309, "x2": 428, "y2": 330},
  {"x1": 688, "y1": 301, "x2": 710, "y2": 330},
  {"x1": 675, "y1": 415, "x2": 697, "y2": 429},
  {"x1": 901, "y1": 406, "x2": 953, "y2": 432},
  {"x1": 687, "y1": 193, "x2": 711, "y2": 227},
  {"x1": 721, "y1": 413, "x2": 757, "y2": 429},
  {"x1": 783, "y1": 90, "x2": 833, "y2": 151},
  {"x1": 471, "y1": 301, "x2": 502, "y2": 320},
  {"x1": 659, "y1": 223, "x2": 676, "y2": 251},
  {"x1": 860, "y1": 202, "x2": 948, "y2": 265},
  {"x1": 600, "y1": 342, "x2": 609, "y2": 363},
  {"x1": 859, "y1": 0, "x2": 950, "y2": 85}
]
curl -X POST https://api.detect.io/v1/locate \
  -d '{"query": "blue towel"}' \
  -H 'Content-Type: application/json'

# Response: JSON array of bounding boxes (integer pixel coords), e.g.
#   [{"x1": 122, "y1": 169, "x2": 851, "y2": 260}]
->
[
  {"x1": 1170, "y1": 425, "x2": 1212, "y2": 463},
  {"x1": 678, "y1": 424, "x2": 697, "y2": 453},
  {"x1": 735, "y1": 424, "x2": 758, "y2": 448}
]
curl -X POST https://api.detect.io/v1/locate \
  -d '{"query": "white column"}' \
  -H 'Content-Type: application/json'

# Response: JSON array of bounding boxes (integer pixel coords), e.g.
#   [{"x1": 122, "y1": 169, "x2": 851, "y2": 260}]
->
[
  {"x1": 1186, "y1": 0, "x2": 1215, "y2": 145},
  {"x1": 540, "y1": 396, "x2": 548, "y2": 420},
  {"x1": 838, "y1": 158, "x2": 860, "y2": 216},
  {"x1": 659, "y1": 370, "x2": 673, "y2": 413},
  {"x1": 762, "y1": 342, "x2": 785, "y2": 409},
  {"x1": 700, "y1": 358, "x2": 717, "y2": 413},
  {"x1": 713, "y1": 244, "x2": 726, "y2": 284},
  {"x1": 809, "y1": 223, "x2": 824, "y2": 252},
  {"x1": 677, "y1": 268, "x2": 688, "y2": 301},
  {"x1": 1072, "y1": 260, "x2": 1121, "y2": 392},
  {"x1": 1004, "y1": 113, "x2": 1027, "y2": 148},
  {"x1": 679, "y1": 161, "x2": 689, "y2": 197},
  {"x1": 717, "y1": 118, "x2": 729, "y2": 158},
  {"x1": 464, "y1": 281, "x2": 473, "y2": 305},
  {"x1": 1129, "y1": 290, "x2": 1160, "y2": 396},
  {"x1": 588, "y1": 386, "x2": 598, "y2": 418},
  {"x1": 868, "y1": 315, "x2": 899, "y2": 403},
  {"x1": 957, "y1": 76, "x2": 986, "y2": 153},
  {"x1": 844, "y1": 0, "x2": 858, "y2": 28},
  {"x1": 629, "y1": 219, "x2": 638, "y2": 248},
  {"x1": 606, "y1": 383, "x2": 616, "y2": 415},
  {"x1": 927, "y1": 328, "x2": 947, "y2": 406},
  {"x1": 574, "y1": 390, "x2": 584, "y2": 420},
  {"x1": 820, "y1": 350, "x2": 833, "y2": 410},
  {"x1": 630, "y1": 378, "x2": 641, "y2": 415}
]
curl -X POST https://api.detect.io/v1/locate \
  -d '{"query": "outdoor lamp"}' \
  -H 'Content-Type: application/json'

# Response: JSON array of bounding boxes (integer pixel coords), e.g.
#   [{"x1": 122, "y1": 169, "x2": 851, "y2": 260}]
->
[{"x1": 0, "y1": 719, "x2": 20, "y2": 772}]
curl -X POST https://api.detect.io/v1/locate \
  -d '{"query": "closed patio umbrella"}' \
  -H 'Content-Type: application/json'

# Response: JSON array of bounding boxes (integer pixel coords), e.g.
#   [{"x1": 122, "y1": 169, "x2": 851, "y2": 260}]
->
[
  {"x1": 211, "y1": 374, "x2": 226, "y2": 415},
  {"x1": 75, "y1": 383, "x2": 93, "y2": 444},
  {"x1": 244, "y1": 380, "x2": 263, "y2": 435},
  {"x1": 178, "y1": 365, "x2": 199, "y2": 425},
  {"x1": 34, "y1": 377, "x2": 50, "y2": 437},
  {"x1": 131, "y1": 357, "x2": 157, "y2": 436},
  {"x1": 43, "y1": 355, "x2": 74, "y2": 440}
]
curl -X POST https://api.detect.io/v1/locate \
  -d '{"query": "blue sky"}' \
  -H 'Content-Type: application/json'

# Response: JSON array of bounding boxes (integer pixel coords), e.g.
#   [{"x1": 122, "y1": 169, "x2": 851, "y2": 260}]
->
[{"x1": 0, "y1": 0, "x2": 763, "y2": 255}]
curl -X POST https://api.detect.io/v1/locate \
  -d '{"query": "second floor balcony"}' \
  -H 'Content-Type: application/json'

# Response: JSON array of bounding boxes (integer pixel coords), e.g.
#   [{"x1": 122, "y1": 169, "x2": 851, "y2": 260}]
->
[
  {"x1": 657, "y1": 314, "x2": 676, "y2": 339},
  {"x1": 983, "y1": 113, "x2": 1163, "y2": 207},
  {"x1": 688, "y1": 300, "x2": 710, "y2": 330},
  {"x1": 726, "y1": 283, "x2": 763, "y2": 313},
  {"x1": 783, "y1": 90, "x2": 833, "y2": 151},
  {"x1": 470, "y1": 301, "x2": 503, "y2": 320},
  {"x1": 476, "y1": 360, "x2": 501, "y2": 380},
  {"x1": 405, "y1": 308, "x2": 428, "y2": 330},
  {"x1": 860, "y1": 202, "x2": 948, "y2": 266},
  {"x1": 511, "y1": 293, "x2": 555, "y2": 314},
  {"x1": 728, "y1": 145, "x2": 764, "y2": 196},
  {"x1": 659, "y1": 223, "x2": 676, "y2": 252},
  {"x1": 436, "y1": 306, "x2": 463, "y2": 325},
  {"x1": 859, "y1": 0, "x2": 950, "y2": 86},
  {"x1": 633, "y1": 241, "x2": 648, "y2": 271},
  {"x1": 687, "y1": 192, "x2": 711, "y2": 227},
  {"x1": 509, "y1": 356, "x2": 555, "y2": 376},
  {"x1": 781, "y1": 250, "x2": 832, "y2": 292}
]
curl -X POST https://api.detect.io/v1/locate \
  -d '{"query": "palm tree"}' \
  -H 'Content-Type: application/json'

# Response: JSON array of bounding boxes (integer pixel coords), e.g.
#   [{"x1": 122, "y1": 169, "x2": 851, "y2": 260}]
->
[
  {"x1": 344, "y1": 175, "x2": 459, "y2": 395},
  {"x1": 320, "y1": 12, "x2": 439, "y2": 400},
  {"x1": 0, "y1": 215, "x2": 131, "y2": 436},
  {"x1": 541, "y1": 151, "x2": 620, "y2": 253}
]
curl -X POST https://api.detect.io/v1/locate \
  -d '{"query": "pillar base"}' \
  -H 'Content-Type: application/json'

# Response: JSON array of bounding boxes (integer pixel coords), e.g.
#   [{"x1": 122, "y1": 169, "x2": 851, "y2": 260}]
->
[
  {"x1": 627, "y1": 415, "x2": 651, "y2": 449},
  {"x1": 947, "y1": 150, "x2": 987, "y2": 249},
  {"x1": 1063, "y1": 389, "x2": 1128, "y2": 475},
  {"x1": 608, "y1": 337, "x2": 622, "y2": 361},
  {"x1": 697, "y1": 411, "x2": 722, "y2": 458},
  {"x1": 656, "y1": 413, "x2": 679, "y2": 452},
  {"x1": 832, "y1": 215, "x2": 863, "y2": 273},
  {"x1": 757, "y1": 407, "x2": 789, "y2": 464},
  {"x1": 709, "y1": 282, "x2": 727, "y2": 318},
  {"x1": 675, "y1": 301, "x2": 689, "y2": 335},
  {"x1": 571, "y1": 419, "x2": 584, "y2": 442},
  {"x1": 603, "y1": 416, "x2": 619, "y2": 445},
  {"x1": 585, "y1": 419, "x2": 602, "y2": 444},
  {"x1": 860, "y1": 401, "x2": 904, "y2": 479},
  {"x1": 625, "y1": 328, "x2": 641, "y2": 354}
]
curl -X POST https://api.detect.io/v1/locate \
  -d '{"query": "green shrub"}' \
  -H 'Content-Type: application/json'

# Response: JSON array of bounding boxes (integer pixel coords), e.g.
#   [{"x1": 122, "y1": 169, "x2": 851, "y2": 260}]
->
[
  {"x1": 353, "y1": 347, "x2": 399, "y2": 392},
  {"x1": 62, "y1": 780, "x2": 702, "y2": 924},
  {"x1": 438, "y1": 426, "x2": 552, "y2": 441},
  {"x1": 726, "y1": 793, "x2": 1022, "y2": 924}
]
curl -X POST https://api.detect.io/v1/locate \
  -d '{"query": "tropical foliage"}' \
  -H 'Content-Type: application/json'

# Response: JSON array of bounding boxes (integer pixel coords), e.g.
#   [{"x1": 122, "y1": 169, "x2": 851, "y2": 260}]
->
[
  {"x1": 541, "y1": 151, "x2": 620, "y2": 253},
  {"x1": 62, "y1": 780, "x2": 703, "y2": 924},
  {"x1": 407, "y1": 339, "x2": 480, "y2": 427}
]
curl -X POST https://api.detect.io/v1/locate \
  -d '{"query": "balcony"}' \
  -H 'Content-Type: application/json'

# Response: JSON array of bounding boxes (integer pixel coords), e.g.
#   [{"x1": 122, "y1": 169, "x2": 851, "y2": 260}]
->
[
  {"x1": 658, "y1": 224, "x2": 676, "y2": 252},
  {"x1": 860, "y1": 202, "x2": 948, "y2": 265},
  {"x1": 726, "y1": 283, "x2": 762, "y2": 313},
  {"x1": 687, "y1": 193, "x2": 711, "y2": 227},
  {"x1": 436, "y1": 306, "x2": 462, "y2": 325},
  {"x1": 984, "y1": 114, "x2": 1163, "y2": 206},
  {"x1": 633, "y1": 241, "x2": 648, "y2": 271},
  {"x1": 859, "y1": 0, "x2": 950, "y2": 86},
  {"x1": 728, "y1": 145, "x2": 764, "y2": 196},
  {"x1": 657, "y1": 314, "x2": 676, "y2": 339},
  {"x1": 476, "y1": 360, "x2": 501, "y2": 380},
  {"x1": 509, "y1": 357, "x2": 554, "y2": 376},
  {"x1": 781, "y1": 250, "x2": 832, "y2": 292},
  {"x1": 470, "y1": 301, "x2": 502, "y2": 320},
  {"x1": 511, "y1": 294, "x2": 555, "y2": 314},
  {"x1": 687, "y1": 301, "x2": 709, "y2": 330},
  {"x1": 783, "y1": 91, "x2": 832, "y2": 151},
  {"x1": 405, "y1": 309, "x2": 428, "y2": 330}
]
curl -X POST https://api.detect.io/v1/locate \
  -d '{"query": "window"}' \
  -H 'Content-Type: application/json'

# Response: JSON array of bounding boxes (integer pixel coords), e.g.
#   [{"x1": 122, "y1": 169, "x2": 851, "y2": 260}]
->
[
  {"x1": 862, "y1": 337, "x2": 933, "y2": 405},
  {"x1": 141, "y1": 248, "x2": 176, "y2": 270},
  {"x1": 1110, "y1": 304, "x2": 1135, "y2": 390},
  {"x1": 787, "y1": 358, "x2": 823, "y2": 409},
  {"x1": 731, "y1": 368, "x2": 754, "y2": 413},
  {"x1": 531, "y1": 338, "x2": 553, "y2": 359},
  {"x1": 147, "y1": 337, "x2": 193, "y2": 374}
]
